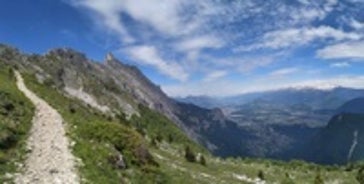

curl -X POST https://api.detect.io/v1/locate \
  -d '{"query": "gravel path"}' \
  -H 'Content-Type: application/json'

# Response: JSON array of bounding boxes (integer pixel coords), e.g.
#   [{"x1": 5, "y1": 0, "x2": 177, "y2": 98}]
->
[{"x1": 14, "y1": 71, "x2": 79, "y2": 184}]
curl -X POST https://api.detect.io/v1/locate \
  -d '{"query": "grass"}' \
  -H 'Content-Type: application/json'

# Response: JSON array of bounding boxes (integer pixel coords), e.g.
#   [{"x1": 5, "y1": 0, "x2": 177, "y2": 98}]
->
[
  {"x1": 19, "y1": 70, "x2": 362, "y2": 184},
  {"x1": 130, "y1": 105, "x2": 207, "y2": 154},
  {"x1": 22, "y1": 72, "x2": 169, "y2": 183},
  {"x1": 0, "y1": 62, "x2": 34, "y2": 183}
]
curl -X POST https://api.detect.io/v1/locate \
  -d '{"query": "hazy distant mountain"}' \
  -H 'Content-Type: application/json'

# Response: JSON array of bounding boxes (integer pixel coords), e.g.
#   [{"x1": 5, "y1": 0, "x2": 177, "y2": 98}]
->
[
  {"x1": 179, "y1": 88, "x2": 364, "y2": 161},
  {"x1": 175, "y1": 95, "x2": 224, "y2": 109},
  {"x1": 179, "y1": 87, "x2": 364, "y2": 110},
  {"x1": 305, "y1": 113, "x2": 364, "y2": 164},
  {"x1": 336, "y1": 98, "x2": 364, "y2": 115},
  {"x1": 302, "y1": 98, "x2": 364, "y2": 164}
]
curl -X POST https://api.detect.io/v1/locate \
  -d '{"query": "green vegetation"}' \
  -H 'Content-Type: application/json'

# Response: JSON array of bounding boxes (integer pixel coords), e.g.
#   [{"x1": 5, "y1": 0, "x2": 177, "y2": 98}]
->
[
  {"x1": 130, "y1": 105, "x2": 206, "y2": 153},
  {"x1": 19, "y1": 70, "x2": 364, "y2": 184},
  {"x1": 357, "y1": 166, "x2": 364, "y2": 184},
  {"x1": 258, "y1": 170, "x2": 265, "y2": 180},
  {"x1": 0, "y1": 62, "x2": 34, "y2": 183},
  {"x1": 22, "y1": 73, "x2": 167, "y2": 184},
  {"x1": 314, "y1": 172, "x2": 324, "y2": 184},
  {"x1": 199, "y1": 155, "x2": 206, "y2": 166},
  {"x1": 184, "y1": 145, "x2": 196, "y2": 163}
]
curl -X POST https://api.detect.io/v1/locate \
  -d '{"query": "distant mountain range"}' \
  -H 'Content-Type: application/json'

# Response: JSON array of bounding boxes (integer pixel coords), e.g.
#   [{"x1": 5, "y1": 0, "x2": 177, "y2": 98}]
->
[
  {"x1": 177, "y1": 87, "x2": 364, "y2": 163},
  {"x1": 177, "y1": 87, "x2": 364, "y2": 110},
  {"x1": 304, "y1": 98, "x2": 364, "y2": 164}
]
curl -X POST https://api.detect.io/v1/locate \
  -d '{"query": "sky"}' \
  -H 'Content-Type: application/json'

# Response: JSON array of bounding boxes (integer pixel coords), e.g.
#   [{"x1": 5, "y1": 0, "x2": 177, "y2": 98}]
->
[{"x1": 1, "y1": 0, "x2": 364, "y2": 97}]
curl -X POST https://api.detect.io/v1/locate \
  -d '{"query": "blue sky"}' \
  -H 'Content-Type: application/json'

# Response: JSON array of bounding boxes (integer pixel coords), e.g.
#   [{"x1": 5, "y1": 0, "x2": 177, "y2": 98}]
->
[{"x1": 1, "y1": 0, "x2": 364, "y2": 97}]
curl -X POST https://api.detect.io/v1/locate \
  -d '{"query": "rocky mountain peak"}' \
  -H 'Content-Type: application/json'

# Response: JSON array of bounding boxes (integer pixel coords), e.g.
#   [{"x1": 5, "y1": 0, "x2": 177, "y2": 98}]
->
[
  {"x1": 106, "y1": 52, "x2": 115, "y2": 61},
  {"x1": 46, "y1": 48, "x2": 87, "y2": 62},
  {"x1": 104, "y1": 52, "x2": 124, "y2": 69}
]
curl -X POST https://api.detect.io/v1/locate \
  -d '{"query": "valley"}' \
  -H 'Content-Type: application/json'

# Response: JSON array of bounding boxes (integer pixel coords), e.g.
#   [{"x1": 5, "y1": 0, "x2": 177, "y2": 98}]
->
[{"x1": 0, "y1": 44, "x2": 364, "y2": 183}]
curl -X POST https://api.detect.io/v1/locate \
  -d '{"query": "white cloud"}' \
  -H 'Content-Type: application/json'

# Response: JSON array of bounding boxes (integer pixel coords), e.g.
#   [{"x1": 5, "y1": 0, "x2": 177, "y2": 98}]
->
[
  {"x1": 175, "y1": 35, "x2": 224, "y2": 52},
  {"x1": 67, "y1": 0, "x2": 364, "y2": 95},
  {"x1": 323, "y1": 0, "x2": 338, "y2": 12},
  {"x1": 317, "y1": 41, "x2": 364, "y2": 59},
  {"x1": 291, "y1": 75, "x2": 364, "y2": 90},
  {"x1": 349, "y1": 19, "x2": 364, "y2": 30},
  {"x1": 269, "y1": 67, "x2": 299, "y2": 77},
  {"x1": 238, "y1": 26, "x2": 362, "y2": 51},
  {"x1": 330, "y1": 62, "x2": 351, "y2": 68},
  {"x1": 116, "y1": 0, "x2": 187, "y2": 36},
  {"x1": 71, "y1": 0, "x2": 135, "y2": 43},
  {"x1": 204, "y1": 54, "x2": 281, "y2": 74},
  {"x1": 163, "y1": 75, "x2": 364, "y2": 97},
  {"x1": 203, "y1": 70, "x2": 227, "y2": 82},
  {"x1": 72, "y1": 0, "x2": 189, "y2": 38},
  {"x1": 123, "y1": 45, "x2": 188, "y2": 81}
]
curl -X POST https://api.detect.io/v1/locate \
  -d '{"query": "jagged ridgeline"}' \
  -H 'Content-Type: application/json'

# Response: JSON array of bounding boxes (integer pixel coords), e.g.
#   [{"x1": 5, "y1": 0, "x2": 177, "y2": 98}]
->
[{"x1": 0, "y1": 44, "x2": 363, "y2": 183}]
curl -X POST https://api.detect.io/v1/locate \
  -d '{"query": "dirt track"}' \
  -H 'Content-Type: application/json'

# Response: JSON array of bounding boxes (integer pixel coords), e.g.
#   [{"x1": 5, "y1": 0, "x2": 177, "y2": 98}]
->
[{"x1": 14, "y1": 71, "x2": 79, "y2": 184}]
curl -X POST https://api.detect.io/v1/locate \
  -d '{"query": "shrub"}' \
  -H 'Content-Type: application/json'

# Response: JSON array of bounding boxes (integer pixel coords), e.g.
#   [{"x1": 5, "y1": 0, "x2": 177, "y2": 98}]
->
[
  {"x1": 69, "y1": 104, "x2": 76, "y2": 114},
  {"x1": 156, "y1": 134, "x2": 163, "y2": 142},
  {"x1": 3, "y1": 102, "x2": 14, "y2": 112},
  {"x1": 185, "y1": 145, "x2": 196, "y2": 162},
  {"x1": 43, "y1": 78, "x2": 55, "y2": 87},
  {"x1": 314, "y1": 172, "x2": 324, "y2": 184},
  {"x1": 258, "y1": 170, "x2": 265, "y2": 180},
  {"x1": 199, "y1": 155, "x2": 206, "y2": 166},
  {"x1": 281, "y1": 173, "x2": 295, "y2": 184},
  {"x1": 168, "y1": 134, "x2": 173, "y2": 143},
  {"x1": 7, "y1": 67, "x2": 13, "y2": 79},
  {"x1": 356, "y1": 166, "x2": 364, "y2": 184}
]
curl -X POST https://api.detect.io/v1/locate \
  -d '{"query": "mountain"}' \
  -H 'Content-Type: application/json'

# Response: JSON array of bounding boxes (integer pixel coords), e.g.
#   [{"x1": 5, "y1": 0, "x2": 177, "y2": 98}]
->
[
  {"x1": 175, "y1": 95, "x2": 224, "y2": 109},
  {"x1": 337, "y1": 97, "x2": 364, "y2": 114},
  {"x1": 304, "y1": 98, "x2": 364, "y2": 164},
  {"x1": 2, "y1": 43, "x2": 360, "y2": 162},
  {"x1": 0, "y1": 44, "x2": 326, "y2": 161},
  {"x1": 180, "y1": 87, "x2": 364, "y2": 111},
  {"x1": 0, "y1": 44, "x2": 245, "y2": 158},
  {"x1": 1, "y1": 44, "x2": 364, "y2": 183},
  {"x1": 305, "y1": 113, "x2": 364, "y2": 165},
  {"x1": 1, "y1": 45, "x2": 198, "y2": 136},
  {"x1": 178, "y1": 88, "x2": 364, "y2": 160}
]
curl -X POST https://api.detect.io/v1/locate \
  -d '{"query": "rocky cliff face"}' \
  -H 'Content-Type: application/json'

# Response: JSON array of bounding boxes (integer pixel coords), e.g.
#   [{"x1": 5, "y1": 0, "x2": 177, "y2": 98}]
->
[
  {"x1": 0, "y1": 44, "x2": 208, "y2": 145},
  {"x1": 301, "y1": 98, "x2": 364, "y2": 164},
  {"x1": 304, "y1": 113, "x2": 364, "y2": 165}
]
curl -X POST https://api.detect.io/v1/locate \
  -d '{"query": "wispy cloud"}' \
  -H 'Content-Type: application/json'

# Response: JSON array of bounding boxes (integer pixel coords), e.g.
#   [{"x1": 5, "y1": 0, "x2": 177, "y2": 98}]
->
[
  {"x1": 175, "y1": 35, "x2": 224, "y2": 52},
  {"x1": 163, "y1": 75, "x2": 364, "y2": 97},
  {"x1": 71, "y1": 0, "x2": 135, "y2": 43},
  {"x1": 269, "y1": 67, "x2": 299, "y2": 77},
  {"x1": 203, "y1": 70, "x2": 227, "y2": 82},
  {"x1": 349, "y1": 19, "x2": 364, "y2": 30},
  {"x1": 317, "y1": 41, "x2": 364, "y2": 59},
  {"x1": 66, "y1": 0, "x2": 364, "y2": 96},
  {"x1": 330, "y1": 62, "x2": 351, "y2": 68},
  {"x1": 237, "y1": 26, "x2": 362, "y2": 51},
  {"x1": 123, "y1": 45, "x2": 188, "y2": 81}
]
